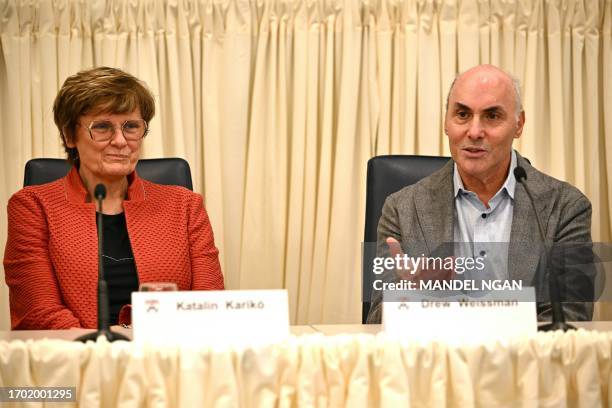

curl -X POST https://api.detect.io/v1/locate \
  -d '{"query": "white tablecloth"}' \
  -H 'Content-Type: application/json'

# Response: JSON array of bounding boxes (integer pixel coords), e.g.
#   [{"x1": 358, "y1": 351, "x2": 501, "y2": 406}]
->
[{"x1": 1, "y1": 330, "x2": 611, "y2": 407}]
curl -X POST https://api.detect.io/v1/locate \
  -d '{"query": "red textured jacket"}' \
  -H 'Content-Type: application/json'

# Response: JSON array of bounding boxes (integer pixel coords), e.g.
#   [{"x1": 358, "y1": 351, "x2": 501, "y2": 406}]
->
[{"x1": 4, "y1": 167, "x2": 224, "y2": 329}]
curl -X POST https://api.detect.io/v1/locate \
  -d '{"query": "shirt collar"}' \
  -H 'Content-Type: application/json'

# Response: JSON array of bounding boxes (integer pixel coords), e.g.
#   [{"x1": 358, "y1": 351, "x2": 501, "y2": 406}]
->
[
  {"x1": 453, "y1": 149, "x2": 517, "y2": 199},
  {"x1": 64, "y1": 165, "x2": 146, "y2": 204}
]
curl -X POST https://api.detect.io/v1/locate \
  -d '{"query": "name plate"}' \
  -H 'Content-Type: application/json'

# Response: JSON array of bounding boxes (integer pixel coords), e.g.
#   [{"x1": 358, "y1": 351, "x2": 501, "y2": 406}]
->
[
  {"x1": 132, "y1": 290, "x2": 290, "y2": 347},
  {"x1": 383, "y1": 288, "x2": 537, "y2": 343}
]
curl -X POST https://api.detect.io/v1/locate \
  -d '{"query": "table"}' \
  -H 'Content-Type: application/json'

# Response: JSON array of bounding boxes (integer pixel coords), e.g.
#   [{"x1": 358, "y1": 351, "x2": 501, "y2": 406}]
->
[
  {"x1": 311, "y1": 321, "x2": 612, "y2": 335},
  {"x1": 1, "y1": 324, "x2": 612, "y2": 407},
  {"x1": 2, "y1": 321, "x2": 610, "y2": 341},
  {"x1": 0, "y1": 325, "x2": 318, "y2": 342}
]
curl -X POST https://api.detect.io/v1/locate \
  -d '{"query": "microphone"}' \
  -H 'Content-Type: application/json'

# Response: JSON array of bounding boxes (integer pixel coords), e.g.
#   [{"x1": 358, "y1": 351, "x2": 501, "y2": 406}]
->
[
  {"x1": 513, "y1": 166, "x2": 574, "y2": 331},
  {"x1": 94, "y1": 183, "x2": 106, "y2": 201},
  {"x1": 76, "y1": 184, "x2": 129, "y2": 342}
]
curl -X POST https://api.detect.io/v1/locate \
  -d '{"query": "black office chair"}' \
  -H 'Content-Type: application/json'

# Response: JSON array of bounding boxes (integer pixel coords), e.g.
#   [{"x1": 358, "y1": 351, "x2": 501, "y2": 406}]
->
[
  {"x1": 362, "y1": 155, "x2": 451, "y2": 323},
  {"x1": 23, "y1": 158, "x2": 193, "y2": 190}
]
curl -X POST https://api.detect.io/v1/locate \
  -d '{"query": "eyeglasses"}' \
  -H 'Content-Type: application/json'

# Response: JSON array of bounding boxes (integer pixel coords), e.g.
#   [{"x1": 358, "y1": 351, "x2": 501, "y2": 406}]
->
[{"x1": 82, "y1": 119, "x2": 149, "y2": 142}]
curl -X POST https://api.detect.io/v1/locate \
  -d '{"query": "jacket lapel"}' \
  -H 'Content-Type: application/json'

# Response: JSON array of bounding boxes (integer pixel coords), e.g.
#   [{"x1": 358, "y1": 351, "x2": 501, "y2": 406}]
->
[
  {"x1": 508, "y1": 154, "x2": 554, "y2": 282},
  {"x1": 415, "y1": 161, "x2": 455, "y2": 255}
]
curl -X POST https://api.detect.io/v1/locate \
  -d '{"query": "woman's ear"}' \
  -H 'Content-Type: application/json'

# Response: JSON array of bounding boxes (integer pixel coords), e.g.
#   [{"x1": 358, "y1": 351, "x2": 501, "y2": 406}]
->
[{"x1": 62, "y1": 127, "x2": 76, "y2": 148}]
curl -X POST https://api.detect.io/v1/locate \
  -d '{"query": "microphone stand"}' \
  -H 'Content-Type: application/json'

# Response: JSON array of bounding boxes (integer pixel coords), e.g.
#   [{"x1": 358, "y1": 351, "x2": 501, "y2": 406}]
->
[
  {"x1": 514, "y1": 167, "x2": 574, "y2": 332},
  {"x1": 76, "y1": 184, "x2": 129, "y2": 342}
]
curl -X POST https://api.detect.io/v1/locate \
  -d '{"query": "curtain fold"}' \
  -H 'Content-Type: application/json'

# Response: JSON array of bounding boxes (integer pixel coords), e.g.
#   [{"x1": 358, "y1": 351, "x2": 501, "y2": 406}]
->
[{"x1": 1, "y1": 0, "x2": 610, "y2": 327}]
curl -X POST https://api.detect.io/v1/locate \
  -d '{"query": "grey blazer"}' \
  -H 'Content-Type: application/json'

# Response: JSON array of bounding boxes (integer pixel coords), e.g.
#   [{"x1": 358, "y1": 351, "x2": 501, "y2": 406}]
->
[{"x1": 367, "y1": 151, "x2": 595, "y2": 323}]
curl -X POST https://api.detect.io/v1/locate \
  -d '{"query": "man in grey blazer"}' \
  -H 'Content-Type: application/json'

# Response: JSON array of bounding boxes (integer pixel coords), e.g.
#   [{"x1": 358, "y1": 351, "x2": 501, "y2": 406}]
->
[{"x1": 367, "y1": 65, "x2": 594, "y2": 324}]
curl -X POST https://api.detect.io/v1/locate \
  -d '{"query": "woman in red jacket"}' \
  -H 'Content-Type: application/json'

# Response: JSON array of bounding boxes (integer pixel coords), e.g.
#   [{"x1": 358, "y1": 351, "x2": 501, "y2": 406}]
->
[{"x1": 4, "y1": 67, "x2": 224, "y2": 329}]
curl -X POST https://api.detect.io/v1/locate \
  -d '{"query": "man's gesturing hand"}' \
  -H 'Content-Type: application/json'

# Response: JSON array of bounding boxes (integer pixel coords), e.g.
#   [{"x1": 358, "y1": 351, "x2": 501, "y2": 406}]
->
[{"x1": 385, "y1": 237, "x2": 455, "y2": 282}]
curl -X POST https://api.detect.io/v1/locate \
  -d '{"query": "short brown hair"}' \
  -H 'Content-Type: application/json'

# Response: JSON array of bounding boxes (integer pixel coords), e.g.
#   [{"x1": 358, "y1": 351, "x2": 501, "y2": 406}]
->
[{"x1": 53, "y1": 67, "x2": 155, "y2": 164}]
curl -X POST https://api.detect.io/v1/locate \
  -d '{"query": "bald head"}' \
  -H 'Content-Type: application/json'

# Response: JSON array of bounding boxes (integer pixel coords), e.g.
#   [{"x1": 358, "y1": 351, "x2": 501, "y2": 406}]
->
[
  {"x1": 444, "y1": 64, "x2": 526, "y2": 194},
  {"x1": 446, "y1": 65, "x2": 523, "y2": 119}
]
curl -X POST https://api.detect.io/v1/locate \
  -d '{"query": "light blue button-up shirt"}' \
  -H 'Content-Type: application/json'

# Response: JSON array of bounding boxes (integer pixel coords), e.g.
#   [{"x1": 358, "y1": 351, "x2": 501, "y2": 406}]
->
[{"x1": 453, "y1": 150, "x2": 517, "y2": 280}]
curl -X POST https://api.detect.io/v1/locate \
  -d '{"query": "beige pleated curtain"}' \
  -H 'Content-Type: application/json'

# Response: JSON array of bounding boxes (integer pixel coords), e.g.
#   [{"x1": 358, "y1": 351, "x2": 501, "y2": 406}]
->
[{"x1": 0, "y1": 0, "x2": 610, "y2": 329}]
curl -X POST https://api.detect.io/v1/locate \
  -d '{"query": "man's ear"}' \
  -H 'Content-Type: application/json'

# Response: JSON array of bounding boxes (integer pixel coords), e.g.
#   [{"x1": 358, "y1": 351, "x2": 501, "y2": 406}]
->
[{"x1": 515, "y1": 111, "x2": 526, "y2": 139}]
